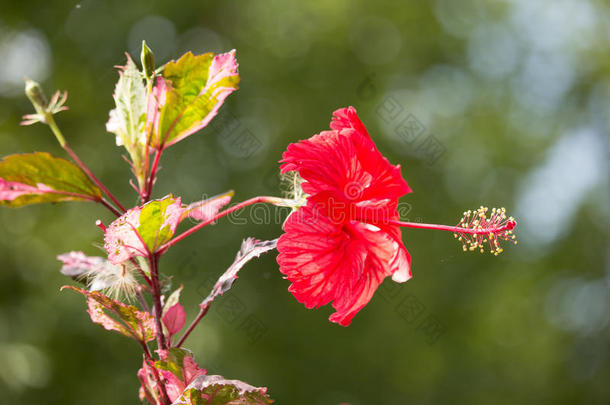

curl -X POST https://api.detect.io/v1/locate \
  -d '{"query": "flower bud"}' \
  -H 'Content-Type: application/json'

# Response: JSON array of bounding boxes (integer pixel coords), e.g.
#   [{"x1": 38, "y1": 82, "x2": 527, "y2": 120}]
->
[
  {"x1": 25, "y1": 79, "x2": 48, "y2": 115},
  {"x1": 140, "y1": 40, "x2": 155, "y2": 80}
]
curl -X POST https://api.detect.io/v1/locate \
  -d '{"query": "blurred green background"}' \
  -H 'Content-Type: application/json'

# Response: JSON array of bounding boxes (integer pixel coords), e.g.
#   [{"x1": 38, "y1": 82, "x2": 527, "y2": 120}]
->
[{"x1": 0, "y1": 0, "x2": 608, "y2": 404}]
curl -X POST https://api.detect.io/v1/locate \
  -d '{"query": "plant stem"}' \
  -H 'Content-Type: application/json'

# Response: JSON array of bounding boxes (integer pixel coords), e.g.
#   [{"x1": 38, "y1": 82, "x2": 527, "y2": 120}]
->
[
  {"x1": 45, "y1": 114, "x2": 127, "y2": 213},
  {"x1": 45, "y1": 113, "x2": 67, "y2": 147},
  {"x1": 388, "y1": 219, "x2": 516, "y2": 235},
  {"x1": 149, "y1": 254, "x2": 168, "y2": 352},
  {"x1": 161, "y1": 196, "x2": 281, "y2": 252},
  {"x1": 100, "y1": 198, "x2": 123, "y2": 217},
  {"x1": 161, "y1": 196, "x2": 281, "y2": 347},
  {"x1": 63, "y1": 143, "x2": 127, "y2": 213},
  {"x1": 130, "y1": 258, "x2": 152, "y2": 288},
  {"x1": 176, "y1": 303, "x2": 210, "y2": 348}
]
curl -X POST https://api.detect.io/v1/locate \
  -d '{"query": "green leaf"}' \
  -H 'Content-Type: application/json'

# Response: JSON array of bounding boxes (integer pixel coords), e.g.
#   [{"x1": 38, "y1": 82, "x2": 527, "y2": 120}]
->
[
  {"x1": 62, "y1": 286, "x2": 155, "y2": 343},
  {"x1": 172, "y1": 375, "x2": 273, "y2": 405},
  {"x1": 138, "y1": 196, "x2": 181, "y2": 252},
  {"x1": 106, "y1": 54, "x2": 149, "y2": 188},
  {"x1": 0, "y1": 152, "x2": 102, "y2": 207},
  {"x1": 148, "y1": 50, "x2": 239, "y2": 149}
]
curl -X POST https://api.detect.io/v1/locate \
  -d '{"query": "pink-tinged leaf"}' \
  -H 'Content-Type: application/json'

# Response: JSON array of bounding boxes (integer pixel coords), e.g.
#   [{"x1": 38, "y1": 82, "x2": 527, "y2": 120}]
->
[
  {"x1": 172, "y1": 374, "x2": 273, "y2": 405},
  {"x1": 104, "y1": 205, "x2": 147, "y2": 264},
  {"x1": 200, "y1": 238, "x2": 277, "y2": 311},
  {"x1": 155, "y1": 348, "x2": 207, "y2": 403},
  {"x1": 138, "y1": 359, "x2": 159, "y2": 405},
  {"x1": 181, "y1": 191, "x2": 233, "y2": 222},
  {"x1": 103, "y1": 193, "x2": 237, "y2": 264},
  {"x1": 0, "y1": 179, "x2": 51, "y2": 201},
  {"x1": 163, "y1": 285, "x2": 184, "y2": 315},
  {"x1": 163, "y1": 303, "x2": 186, "y2": 337},
  {"x1": 57, "y1": 251, "x2": 105, "y2": 278},
  {"x1": 0, "y1": 152, "x2": 102, "y2": 207},
  {"x1": 104, "y1": 193, "x2": 235, "y2": 264},
  {"x1": 62, "y1": 285, "x2": 155, "y2": 343},
  {"x1": 104, "y1": 195, "x2": 182, "y2": 264},
  {"x1": 146, "y1": 76, "x2": 168, "y2": 146},
  {"x1": 147, "y1": 50, "x2": 240, "y2": 149}
]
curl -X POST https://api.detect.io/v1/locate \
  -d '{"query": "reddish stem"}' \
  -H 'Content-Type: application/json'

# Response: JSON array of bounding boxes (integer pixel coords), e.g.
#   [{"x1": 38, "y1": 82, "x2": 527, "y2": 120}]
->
[
  {"x1": 143, "y1": 148, "x2": 162, "y2": 203},
  {"x1": 388, "y1": 219, "x2": 516, "y2": 235},
  {"x1": 175, "y1": 303, "x2": 210, "y2": 348},
  {"x1": 149, "y1": 254, "x2": 168, "y2": 352},
  {"x1": 145, "y1": 254, "x2": 171, "y2": 404},
  {"x1": 160, "y1": 196, "x2": 279, "y2": 252},
  {"x1": 129, "y1": 257, "x2": 152, "y2": 288},
  {"x1": 63, "y1": 143, "x2": 127, "y2": 212},
  {"x1": 100, "y1": 198, "x2": 122, "y2": 217}
]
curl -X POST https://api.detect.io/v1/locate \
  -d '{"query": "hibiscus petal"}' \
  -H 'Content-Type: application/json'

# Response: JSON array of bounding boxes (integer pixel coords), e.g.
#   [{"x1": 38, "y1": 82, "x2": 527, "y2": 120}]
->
[
  {"x1": 280, "y1": 108, "x2": 411, "y2": 206},
  {"x1": 330, "y1": 106, "x2": 371, "y2": 139},
  {"x1": 381, "y1": 222, "x2": 412, "y2": 283},
  {"x1": 278, "y1": 202, "x2": 363, "y2": 310},
  {"x1": 277, "y1": 107, "x2": 415, "y2": 326},
  {"x1": 277, "y1": 200, "x2": 403, "y2": 326},
  {"x1": 328, "y1": 260, "x2": 386, "y2": 326},
  {"x1": 326, "y1": 221, "x2": 402, "y2": 326}
]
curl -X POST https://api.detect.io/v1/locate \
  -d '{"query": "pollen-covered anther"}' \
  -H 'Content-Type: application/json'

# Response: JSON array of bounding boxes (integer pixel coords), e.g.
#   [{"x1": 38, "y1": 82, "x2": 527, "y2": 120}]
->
[{"x1": 455, "y1": 207, "x2": 517, "y2": 255}]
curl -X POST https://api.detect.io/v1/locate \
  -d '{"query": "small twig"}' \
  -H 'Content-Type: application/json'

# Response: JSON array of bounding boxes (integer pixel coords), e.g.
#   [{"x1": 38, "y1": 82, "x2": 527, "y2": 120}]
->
[
  {"x1": 62, "y1": 141, "x2": 127, "y2": 213},
  {"x1": 136, "y1": 286, "x2": 150, "y2": 313},
  {"x1": 44, "y1": 114, "x2": 127, "y2": 215},
  {"x1": 160, "y1": 196, "x2": 282, "y2": 252},
  {"x1": 176, "y1": 303, "x2": 210, "y2": 348}
]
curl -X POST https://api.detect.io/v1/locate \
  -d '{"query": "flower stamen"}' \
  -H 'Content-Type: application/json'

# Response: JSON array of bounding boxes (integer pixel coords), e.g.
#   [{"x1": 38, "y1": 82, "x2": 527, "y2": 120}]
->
[{"x1": 454, "y1": 206, "x2": 517, "y2": 255}]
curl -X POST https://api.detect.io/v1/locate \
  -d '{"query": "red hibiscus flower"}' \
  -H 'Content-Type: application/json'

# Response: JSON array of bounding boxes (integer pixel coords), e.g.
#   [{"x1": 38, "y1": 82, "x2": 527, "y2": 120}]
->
[{"x1": 277, "y1": 106, "x2": 412, "y2": 326}]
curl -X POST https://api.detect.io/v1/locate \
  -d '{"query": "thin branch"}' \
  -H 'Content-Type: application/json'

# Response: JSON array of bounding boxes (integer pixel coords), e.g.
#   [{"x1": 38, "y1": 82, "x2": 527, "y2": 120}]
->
[
  {"x1": 62, "y1": 142, "x2": 127, "y2": 213},
  {"x1": 176, "y1": 238, "x2": 278, "y2": 347},
  {"x1": 136, "y1": 286, "x2": 150, "y2": 313},
  {"x1": 160, "y1": 196, "x2": 281, "y2": 252},
  {"x1": 130, "y1": 258, "x2": 152, "y2": 288},
  {"x1": 100, "y1": 198, "x2": 123, "y2": 217},
  {"x1": 176, "y1": 304, "x2": 210, "y2": 348}
]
